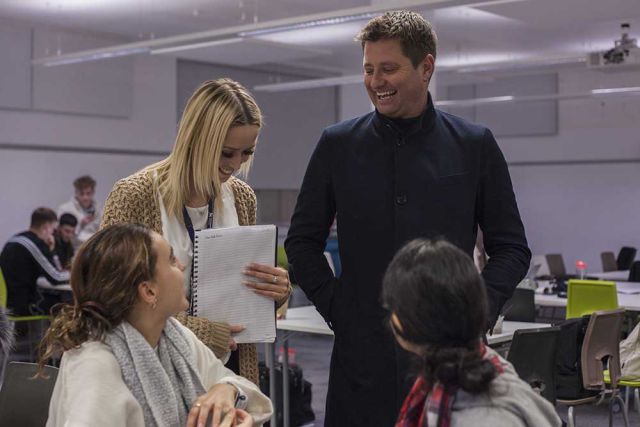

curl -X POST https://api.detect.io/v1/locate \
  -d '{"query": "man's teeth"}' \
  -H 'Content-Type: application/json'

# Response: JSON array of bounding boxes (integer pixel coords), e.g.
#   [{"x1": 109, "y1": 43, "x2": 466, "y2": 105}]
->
[{"x1": 377, "y1": 90, "x2": 397, "y2": 100}]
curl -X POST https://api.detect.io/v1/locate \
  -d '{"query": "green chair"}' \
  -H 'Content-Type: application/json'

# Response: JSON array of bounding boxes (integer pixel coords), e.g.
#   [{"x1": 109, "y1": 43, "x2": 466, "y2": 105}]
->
[
  {"x1": 276, "y1": 246, "x2": 288, "y2": 270},
  {"x1": 0, "y1": 269, "x2": 50, "y2": 361},
  {"x1": 566, "y1": 279, "x2": 619, "y2": 319}
]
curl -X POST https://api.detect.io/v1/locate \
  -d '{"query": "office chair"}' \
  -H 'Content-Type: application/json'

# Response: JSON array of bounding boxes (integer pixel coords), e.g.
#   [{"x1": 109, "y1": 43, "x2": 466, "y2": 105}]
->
[
  {"x1": 629, "y1": 261, "x2": 640, "y2": 282},
  {"x1": 0, "y1": 362, "x2": 59, "y2": 425},
  {"x1": 557, "y1": 309, "x2": 628, "y2": 427},
  {"x1": 507, "y1": 327, "x2": 560, "y2": 404},
  {"x1": 617, "y1": 247, "x2": 637, "y2": 271},
  {"x1": 601, "y1": 252, "x2": 618, "y2": 272},
  {"x1": 566, "y1": 280, "x2": 618, "y2": 320},
  {"x1": 503, "y1": 288, "x2": 536, "y2": 322}
]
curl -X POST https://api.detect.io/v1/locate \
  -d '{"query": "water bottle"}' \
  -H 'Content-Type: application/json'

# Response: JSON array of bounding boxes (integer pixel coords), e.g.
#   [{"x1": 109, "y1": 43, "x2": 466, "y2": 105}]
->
[{"x1": 575, "y1": 260, "x2": 587, "y2": 279}]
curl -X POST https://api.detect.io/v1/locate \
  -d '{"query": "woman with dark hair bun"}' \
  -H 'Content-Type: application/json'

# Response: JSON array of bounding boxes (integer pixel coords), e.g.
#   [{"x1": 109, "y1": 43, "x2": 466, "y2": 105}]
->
[{"x1": 382, "y1": 239, "x2": 560, "y2": 427}]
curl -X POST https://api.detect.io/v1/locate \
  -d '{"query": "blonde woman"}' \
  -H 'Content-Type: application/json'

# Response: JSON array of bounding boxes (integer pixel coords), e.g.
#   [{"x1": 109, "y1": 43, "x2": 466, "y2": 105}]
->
[
  {"x1": 101, "y1": 78, "x2": 291, "y2": 384},
  {"x1": 40, "y1": 224, "x2": 272, "y2": 427}
]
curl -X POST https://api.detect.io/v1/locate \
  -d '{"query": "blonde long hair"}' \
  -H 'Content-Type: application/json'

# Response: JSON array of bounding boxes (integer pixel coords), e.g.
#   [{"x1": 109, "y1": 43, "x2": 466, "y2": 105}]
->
[{"x1": 147, "y1": 78, "x2": 262, "y2": 219}]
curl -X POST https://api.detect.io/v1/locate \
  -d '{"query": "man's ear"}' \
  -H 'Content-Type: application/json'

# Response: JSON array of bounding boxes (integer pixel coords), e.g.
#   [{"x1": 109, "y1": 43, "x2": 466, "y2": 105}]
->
[{"x1": 422, "y1": 54, "x2": 435, "y2": 83}]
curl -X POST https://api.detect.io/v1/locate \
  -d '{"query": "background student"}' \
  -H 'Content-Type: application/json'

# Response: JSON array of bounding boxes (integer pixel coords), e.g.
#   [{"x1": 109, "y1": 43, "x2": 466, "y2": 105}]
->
[{"x1": 58, "y1": 175, "x2": 101, "y2": 248}]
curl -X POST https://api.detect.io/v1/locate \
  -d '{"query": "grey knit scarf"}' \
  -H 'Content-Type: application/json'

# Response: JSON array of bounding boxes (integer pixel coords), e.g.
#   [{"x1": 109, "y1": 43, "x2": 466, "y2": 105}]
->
[{"x1": 106, "y1": 318, "x2": 207, "y2": 427}]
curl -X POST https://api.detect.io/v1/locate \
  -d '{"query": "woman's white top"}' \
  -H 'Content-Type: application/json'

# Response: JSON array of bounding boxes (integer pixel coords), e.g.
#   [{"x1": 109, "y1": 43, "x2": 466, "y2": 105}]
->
[
  {"x1": 159, "y1": 181, "x2": 239, "y2": 290},
  {"x1": 46, "y1": 321, "x2": 272, "y2": 427}
]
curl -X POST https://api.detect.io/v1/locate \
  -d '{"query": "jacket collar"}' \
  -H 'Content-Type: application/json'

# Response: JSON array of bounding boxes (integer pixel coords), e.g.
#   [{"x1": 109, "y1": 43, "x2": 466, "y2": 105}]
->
[{"x1": 373, "y1": 92, "x2": 437, "y2": 138}]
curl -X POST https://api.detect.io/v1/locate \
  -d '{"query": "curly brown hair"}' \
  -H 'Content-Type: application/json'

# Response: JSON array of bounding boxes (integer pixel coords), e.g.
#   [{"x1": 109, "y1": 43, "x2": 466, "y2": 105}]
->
[
  {"x1": 356, "y1": 10, "x2": 437, "y2": 67},
  {"x1": 37, "y1": 224, "x2": 157, "y2": 375}
]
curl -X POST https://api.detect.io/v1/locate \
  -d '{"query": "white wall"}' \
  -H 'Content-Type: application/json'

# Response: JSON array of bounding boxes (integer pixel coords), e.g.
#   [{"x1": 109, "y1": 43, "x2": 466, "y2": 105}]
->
[{"x1": 0, "y1": 20, "x2": 177, "y2": 245}]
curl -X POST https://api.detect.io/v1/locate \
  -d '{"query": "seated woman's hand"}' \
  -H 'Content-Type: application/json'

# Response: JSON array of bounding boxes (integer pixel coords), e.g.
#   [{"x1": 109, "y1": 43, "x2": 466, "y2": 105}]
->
[
  {"x1": 187, "y1": 383, "x2": 238, "y2": 427},
  {"x1": 219, "y1": 409, "x2": 253, "y2": 427},
  {"x1": 243, "y1": 263, "x2": 291, "y2": 303}
]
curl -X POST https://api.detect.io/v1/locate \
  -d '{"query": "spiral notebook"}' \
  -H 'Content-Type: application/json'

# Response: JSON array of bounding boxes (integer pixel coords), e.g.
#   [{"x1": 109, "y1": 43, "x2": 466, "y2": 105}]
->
[{"x1": 192, "y1": 225, "x2": 277, "y2": 344}]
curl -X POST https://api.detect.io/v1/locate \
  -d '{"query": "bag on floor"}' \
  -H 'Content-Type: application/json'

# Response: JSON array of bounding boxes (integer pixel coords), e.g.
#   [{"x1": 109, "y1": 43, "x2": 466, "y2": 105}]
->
[
  {"x1": 258, "y1": 361, "x2": 315, "y2": 427},
  {"x1": 555, "y1": 315, "x2": 599, "y2": 399}
]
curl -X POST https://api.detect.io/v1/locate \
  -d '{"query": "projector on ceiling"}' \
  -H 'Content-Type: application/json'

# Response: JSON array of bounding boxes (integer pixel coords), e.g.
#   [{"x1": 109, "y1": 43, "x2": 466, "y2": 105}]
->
[{"x1": 587, "y1": 23, "x2": 640, "y2": 70}]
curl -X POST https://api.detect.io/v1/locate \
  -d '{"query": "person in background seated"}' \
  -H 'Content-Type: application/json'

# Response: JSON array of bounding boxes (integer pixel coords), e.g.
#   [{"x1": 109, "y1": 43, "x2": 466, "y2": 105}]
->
[
  {"x1": 0, "y1": 207, "x2": 69, "y2": 316},
  {"x1": 40, "y1": 223, "x2": 272, "y2": 427},
  {"x1": 382, "y1": 239, "x2": 560, "y2": 427},
  {"x1": 58, "y1": 175, "x2": 101, "y2": 248},
  {"x1": 53, "y1": 213, "x2": 77, "y2": 270}
]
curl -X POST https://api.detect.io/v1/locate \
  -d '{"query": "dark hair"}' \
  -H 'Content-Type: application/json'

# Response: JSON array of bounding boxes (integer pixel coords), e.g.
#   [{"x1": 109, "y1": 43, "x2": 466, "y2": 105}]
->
[
  {"x1": 30, "y1": 207, "x2": 57, "y2": 229},
  {"x1": 356, "y1": 10, "x2": 437, "y2": 67},
  {"x1": 37, "y1": 224, "x2": 157, "y2": 375},
  {"x1": 73, "y1": 175, "x2": 96, "y2": 191},
  {"x1": 382, "y1": 239, "x2": 496, "y2": 393},
  {"x1": 58, "y1": 213, "x2": 78, "y2": 228}
]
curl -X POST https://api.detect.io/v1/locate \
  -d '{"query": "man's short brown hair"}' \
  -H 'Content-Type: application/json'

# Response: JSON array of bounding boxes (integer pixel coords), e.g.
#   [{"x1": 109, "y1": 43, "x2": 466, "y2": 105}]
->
[
  {"x1": 356, "y1": 10, "x2": 437, "y2": 67},
  {"x1": 73, "y1": 175, "x2": 96, "y2": 191},
  {"x1": 30, "y1": 207, "x2": 57, "y2": 229}
]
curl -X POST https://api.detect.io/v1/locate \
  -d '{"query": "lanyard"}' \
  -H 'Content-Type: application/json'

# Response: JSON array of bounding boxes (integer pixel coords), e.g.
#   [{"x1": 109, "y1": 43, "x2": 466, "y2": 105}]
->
[
  {"x1": 182, "y1": 199, "x2": 214, "y2": 246},
  {"x1": 183, "y1": 199, "x2": 213, "y2": 314}
]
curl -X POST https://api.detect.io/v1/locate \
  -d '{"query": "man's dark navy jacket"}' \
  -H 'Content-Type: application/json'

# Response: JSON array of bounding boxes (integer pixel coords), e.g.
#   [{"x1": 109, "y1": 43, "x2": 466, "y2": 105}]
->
[{"x1": 285, "y1": 95, "x2": 531, "y2": 426}]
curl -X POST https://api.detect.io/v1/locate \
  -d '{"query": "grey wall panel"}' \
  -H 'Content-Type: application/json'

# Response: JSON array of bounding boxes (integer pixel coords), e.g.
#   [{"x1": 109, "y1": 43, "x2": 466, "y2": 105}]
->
[
  {"x1": 475, "y1": 73, "x2": 558, "y2": 137},
  {"x1": 177, "y1": 60, "x2": 338, "y2": 190},
  {"x1": 32, "y1": 28, "x2": 133, "y2": 118},
  {"x1": 0, "y1": 24, "x2": 31, "y2": 109}
]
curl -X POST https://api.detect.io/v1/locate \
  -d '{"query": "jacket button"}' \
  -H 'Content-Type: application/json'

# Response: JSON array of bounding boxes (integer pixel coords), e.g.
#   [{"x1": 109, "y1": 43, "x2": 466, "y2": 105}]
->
[
  {"x1": 396, "y1": 194, "x2": 407, "y2": 205},
  {"x1": 396, "y1": 137, "x2": 405, "y2": 147}
]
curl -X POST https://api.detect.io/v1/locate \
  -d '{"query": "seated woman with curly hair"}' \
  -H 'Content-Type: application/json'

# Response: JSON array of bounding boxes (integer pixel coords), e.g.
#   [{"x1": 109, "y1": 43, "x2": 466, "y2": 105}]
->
[
  {"x1": 39, "y1": 224, "x2": 272, "y2": 427},
  {"x1": 382, "y1": 239, "x2": 560, "y2": 427}
]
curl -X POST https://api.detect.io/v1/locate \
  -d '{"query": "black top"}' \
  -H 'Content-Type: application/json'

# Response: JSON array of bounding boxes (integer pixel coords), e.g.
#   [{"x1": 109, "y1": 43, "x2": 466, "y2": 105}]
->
[{"x1": 0, "y1": 231, "x2": 69, "y2": 315}]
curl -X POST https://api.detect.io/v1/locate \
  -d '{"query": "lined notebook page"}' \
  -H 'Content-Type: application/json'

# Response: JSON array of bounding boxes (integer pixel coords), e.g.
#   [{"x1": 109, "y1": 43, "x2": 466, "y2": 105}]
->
[{"x1": 193, "y1": 225, "x2": 276, "y2": 343}]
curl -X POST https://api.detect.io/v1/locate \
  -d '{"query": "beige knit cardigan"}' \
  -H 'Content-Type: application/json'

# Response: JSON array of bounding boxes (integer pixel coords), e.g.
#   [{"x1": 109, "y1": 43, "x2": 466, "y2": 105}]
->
[{"x1": 101, "y1": 169, "x2": 260, "y2": 384}]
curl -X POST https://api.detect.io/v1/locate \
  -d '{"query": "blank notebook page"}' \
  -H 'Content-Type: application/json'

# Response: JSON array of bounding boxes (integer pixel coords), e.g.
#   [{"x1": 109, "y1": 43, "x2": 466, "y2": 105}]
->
[{"x1": 193, "y1": 225, "x2": 276, "y2": 343}]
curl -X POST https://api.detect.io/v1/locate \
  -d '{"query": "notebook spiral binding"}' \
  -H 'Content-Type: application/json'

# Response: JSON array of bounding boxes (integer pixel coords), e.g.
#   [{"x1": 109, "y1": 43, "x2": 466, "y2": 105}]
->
[{"x1": 191, "y1": 233, "x2": 200, "y2": 314}]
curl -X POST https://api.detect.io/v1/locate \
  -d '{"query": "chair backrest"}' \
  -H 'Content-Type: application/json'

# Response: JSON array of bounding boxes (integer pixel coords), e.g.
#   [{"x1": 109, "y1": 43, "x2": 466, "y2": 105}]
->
[
  {"x1": 0, "y1": 269, "x2": 7, "y2": 308},
  {"x1": 0, "y1": 362, "x2": 58, "y2": 425},
  {"x1": 503, "y1": 288, "x2": 536, "y2": 322},
  {"x1": 629, "y1": 261, "x2": 640, "y2": 282},
  {"x1": 507, "y1": 326, "x2": 560, "y2": 404},
  {"x1": 566, "y1": 280, "x2": 618, "y2": 319},
  {"x1": 600, "y1": 251, "x2": 618, "y2": 272},
  {"x1": 617, "y1": 247, "x2": 637, "y2": 271},
  {"x1": 545, "y1": 254, "x2": 566, "y2": 277},
  {"x1": 581, "y1": 309, "x2": 625, "y2": 390}
]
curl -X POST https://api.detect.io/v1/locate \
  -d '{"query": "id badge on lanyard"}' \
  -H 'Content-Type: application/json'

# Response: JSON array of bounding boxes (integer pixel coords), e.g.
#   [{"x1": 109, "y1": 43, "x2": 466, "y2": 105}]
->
[{"x1": 183, "y1": 199, "x2": 213, "y2": 315}]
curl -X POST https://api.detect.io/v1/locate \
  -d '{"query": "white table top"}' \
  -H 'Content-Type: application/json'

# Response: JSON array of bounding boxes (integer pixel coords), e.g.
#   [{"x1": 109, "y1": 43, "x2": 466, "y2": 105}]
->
[
  {"x1": 591, "y1": 271, "x2": 630, "y2": 281},
  {"x1": 37, "y1": 277, "x2": 72, "y2": 292},
  {"x1": 277, "y1": 306, "x2": 550, "y2": 345},
  {"x1": 535, "y1": 282, "x2": 640, "y2": 311}
]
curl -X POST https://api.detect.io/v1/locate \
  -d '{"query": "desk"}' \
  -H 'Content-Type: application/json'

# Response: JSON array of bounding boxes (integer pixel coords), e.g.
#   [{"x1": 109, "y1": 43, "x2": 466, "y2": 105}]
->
[
  {"x1": 271, "y1": 306, "x2": 549, "y2": 427},
  {"x1": 591, "y1": 271, "x2": 630, "y2": 281},
  {"x1": 36, "y1": 277, "x2": 72, "y2": 292},
  {"x1": 535, "y1": 282, "x2": 640, "y2": 311}
]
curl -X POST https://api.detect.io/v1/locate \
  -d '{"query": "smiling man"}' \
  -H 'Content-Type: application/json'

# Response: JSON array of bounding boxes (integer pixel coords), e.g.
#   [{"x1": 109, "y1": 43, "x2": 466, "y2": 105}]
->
[{"x1": 285, "y1": 10, "x2": 531, "y2": 426}]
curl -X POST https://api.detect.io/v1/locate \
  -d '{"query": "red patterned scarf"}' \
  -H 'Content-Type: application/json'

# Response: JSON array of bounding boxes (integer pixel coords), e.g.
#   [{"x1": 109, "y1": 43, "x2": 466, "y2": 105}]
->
[{"x1": 395, "y1": 342, "x2": 503, "y2": 427}]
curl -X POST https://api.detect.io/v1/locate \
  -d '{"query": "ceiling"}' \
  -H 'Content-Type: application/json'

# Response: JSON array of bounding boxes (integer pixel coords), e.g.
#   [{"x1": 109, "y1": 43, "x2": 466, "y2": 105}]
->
[{"x1": 1, "y1": 0, "x2": 638, "y2": 77}]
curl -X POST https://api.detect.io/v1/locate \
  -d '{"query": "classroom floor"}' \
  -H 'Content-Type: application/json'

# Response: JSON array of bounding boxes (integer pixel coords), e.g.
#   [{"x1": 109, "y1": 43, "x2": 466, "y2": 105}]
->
[{"x1": 271, "y1": 287, "x2": 639, "y2": 427}]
